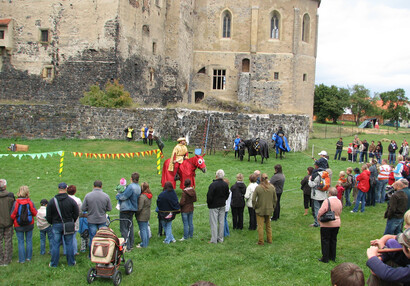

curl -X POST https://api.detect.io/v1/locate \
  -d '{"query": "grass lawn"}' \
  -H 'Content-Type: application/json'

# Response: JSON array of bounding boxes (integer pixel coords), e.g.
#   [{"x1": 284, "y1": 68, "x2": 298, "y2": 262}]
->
[{"x1": 0, "y1": 130, "x2": 408, "y2": 285}]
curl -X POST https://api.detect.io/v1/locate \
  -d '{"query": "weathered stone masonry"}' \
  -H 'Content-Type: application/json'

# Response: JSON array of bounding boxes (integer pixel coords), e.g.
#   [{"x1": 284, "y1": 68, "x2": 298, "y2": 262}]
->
[{"x1": 0, "y1": 105, "x2": 309, "y2": 151}]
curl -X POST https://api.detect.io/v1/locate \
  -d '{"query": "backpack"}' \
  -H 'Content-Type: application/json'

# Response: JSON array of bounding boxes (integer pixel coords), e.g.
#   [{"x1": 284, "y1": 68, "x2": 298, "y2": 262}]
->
[
  {"x1": 317, "y1": 171, "x2": 331, "y2": 191},
  {"x1": 17, "y1": 203, "x2": 32, "y2": 226},
  {"x1": 401, "y1": 162, "x2": 410, "y2": 179},
  {"x1": 344, "y1": 174, "x2": 353, "y2": 189}
]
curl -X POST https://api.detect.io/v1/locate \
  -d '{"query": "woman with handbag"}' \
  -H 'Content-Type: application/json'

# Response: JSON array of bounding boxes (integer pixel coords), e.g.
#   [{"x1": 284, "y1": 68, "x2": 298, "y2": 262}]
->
[
  {"x1": 317, "y1": 187, "x2": 342, "y2": 263},
  {"x1": 157, "y1": 181, "x2": 180, "y2": 244}
]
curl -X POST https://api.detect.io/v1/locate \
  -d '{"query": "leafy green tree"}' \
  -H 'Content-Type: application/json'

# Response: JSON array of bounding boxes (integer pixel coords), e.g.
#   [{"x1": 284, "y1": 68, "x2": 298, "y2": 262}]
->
[
  {"x1": 314, "y1": 84, "x2": 349, "y2": 123},
  {"x1": 380, "y1": 88, "x2": 409, "y2": 130},
  {"x1": 80, "y1": 79, "x2": 132, "y2": 108},
  {"x1": 348, "y1": 84, "x2": 376, "y2": 126}
]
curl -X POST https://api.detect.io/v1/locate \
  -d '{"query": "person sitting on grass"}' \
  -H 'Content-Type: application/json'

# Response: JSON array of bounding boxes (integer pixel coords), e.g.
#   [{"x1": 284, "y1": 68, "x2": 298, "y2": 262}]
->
[{"x1": 330, "y1": 262, "x2": 365, "y2": 286}]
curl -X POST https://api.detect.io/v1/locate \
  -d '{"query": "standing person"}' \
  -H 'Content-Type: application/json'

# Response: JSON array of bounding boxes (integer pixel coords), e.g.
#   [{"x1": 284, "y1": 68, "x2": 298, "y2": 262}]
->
[
  {"x1": 179, "y1": 179, "x2": 197, "y2": 241},
  {"x1": 245, "y1": 174, "x2": 258, "y2": 230},
  {"x1": 388, "y1": 140, "x2": 398, "y2": 165},
  {"x1": 351, "y1": 164, "x2": 370, "y2": 213},
  {"x1": 309, "y1": 164, "x2": 329, "y2": 227},
  {"x1": 10, "y1": 186, "x2": 37, "y2": 263},
  {"x1": 361, "y1": 139, "x2": 369, "y2": 163},
  {"x1": 270, "y1": 164, "x2": 285, "y2": 221},
  {"x1": 383, "y1": 179, "x2": 408, "y2": 235},
  {"x1": 116, "y1": 173, "x2": 140, "y2": 251},
  {"x1": 234, "y1": 135, "x2": 241, "y2": 159},
  {"x1": 136, "y1": 182, "x2": 152, "y2": 248},
  {"x1": 168, "y1": 137, "x2": 189, "y2": 181},
  {"x1": 66, "y1": 185, "x2": 82, "y2": 255},
  {"x1": 301, "y1": 167, "x2": 314, "y2": 216},
  {"x1": 252, "y1": 174, "x2": 277, "y2": 245},
  {"x1": 377, "y1": 159, "x2": 391, "y2": 203},
  {"x1": 82, "y1": 180, "x2": 112, "y2": 249},
  {"x1": 37, "y1": 199, "x2": 54, "y2": 255},
  {"x1": 368, "y1": 140, "x2": 376, "y2": 159},
  {"x1": 207, "y1": 169, "x2": 230, "y2": 244},
  {"x1": 0, "y1": 179, "x2": 15, "y2": 266},
  {"x1": 157, "y1": 181, "x2": 180, "y2": 244},
  {"x1": 141, "y1": 124, "x2": 147, "y2": 144},
  {"x1": 46, "y1": 182, "x2": 79, "y2": 267},
  {"x1": 148, "y1": 126, "x2": 154, "y2": 146},
  {"x1": 334, "y1": 138, "x2": 344, "y2": 160},
  {"x1": 401, "y1": 141, "x2": 409, "y2": 160},
  {"x1": 342, "y1": 167, "x2": 354, "y2": 207},
  {"x1": 124, "y1": 126, "x2": 134, "y2": 141},
  {"x1": 230, "y1": 173, "x2": 246, "y2": 230},
  {"x1": 376, "y1": 141, "x2": 384, "y2": 164},
  {"x1": 224, "y1": 179, "x2": 232, "y2": 237},
  {"x1": 367, "y1": 160, "x2": 378, "y2": 206},
  {"x1": 393, "y1": 155, "x2": 406, "y2": 181},
  {"x1": 317, "y1": 187, "x2": 343, "y2": 263}
]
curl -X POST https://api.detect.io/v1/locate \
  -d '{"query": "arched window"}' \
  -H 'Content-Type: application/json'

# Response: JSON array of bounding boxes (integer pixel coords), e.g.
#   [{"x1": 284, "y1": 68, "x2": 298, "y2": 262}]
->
[
  {"x1": 302, "y1": 13, "x2": 310, "y2": 42},
  {"x1": 242, "y1": 59, "x2": 250, "y2": 72},
  {"x1": 222, "y1": 10, "x2": 232, "y2": 38},
  {"x1": 270, "y1": 11, "x2": 280, "y2": 39}
]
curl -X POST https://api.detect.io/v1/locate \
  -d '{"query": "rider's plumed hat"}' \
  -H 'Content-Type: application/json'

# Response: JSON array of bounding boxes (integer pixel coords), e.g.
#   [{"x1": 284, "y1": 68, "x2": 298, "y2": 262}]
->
[{"x1": 177, "y1": 137, "x2": 186, "y2": 142}]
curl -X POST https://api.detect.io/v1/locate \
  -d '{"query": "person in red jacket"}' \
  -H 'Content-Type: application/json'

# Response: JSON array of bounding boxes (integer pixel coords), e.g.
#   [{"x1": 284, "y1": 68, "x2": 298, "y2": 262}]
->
[
  {"x1": 351, "y1": 164, "x2": 370, "y2": 213},
  {"x1": 10, "y1": 186, "x2": 38, "y2": 263}
]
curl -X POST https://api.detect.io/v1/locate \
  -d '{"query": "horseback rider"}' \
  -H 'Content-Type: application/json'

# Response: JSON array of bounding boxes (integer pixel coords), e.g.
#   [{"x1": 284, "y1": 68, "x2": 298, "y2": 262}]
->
[{"x1": 168, "y1": 137, "x2": 189, "y2": 180}]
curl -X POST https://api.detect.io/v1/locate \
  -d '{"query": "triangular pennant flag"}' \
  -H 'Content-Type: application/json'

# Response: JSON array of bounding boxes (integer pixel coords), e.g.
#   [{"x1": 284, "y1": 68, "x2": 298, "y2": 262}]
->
[
  {"x1": 98, "y1": 154, "x2": 102, "y2": 159},
  {"x1": 73, "y1": 152, "x2": 78, "y2": 157},
  {"x1": 126, "y1": 153, "x2": 130, "y2": 158},
  {"x1": 136, "y1": 152, "x2": 140, "y2": 157},
  {"x1": 18, "y1": 154, "x2": 24, "y2": 159},
  {"x1": 29, "y1": 154, "x2": 36, "y2": 159},
  {"x1": 103, "y1": 154, "x2": 106, "y2": 159},
  {"x1": 141, "y1": 152, "x2": 145, "y2": 157},
  {"x1": 116, "y1": 154, "x2": 120, "y2": 159},
  {"x1": 121, "y1": 153, "x2": 125, "y2": 158},
  {"x1": 93, "y1": 154, "x2": 97, "y2": 159},
  {"x1": 57, "y1": 151, "x2": 63, "y2": 156},
  {"x1": 85, "y1": 153, "x2": 89, "y2": 158},
  {"x1": 12, "y1": 154, "x2": 18, "y2": 157},
  {"x1": 79, "y1": 152, "x2": 83, "y2": 157}
]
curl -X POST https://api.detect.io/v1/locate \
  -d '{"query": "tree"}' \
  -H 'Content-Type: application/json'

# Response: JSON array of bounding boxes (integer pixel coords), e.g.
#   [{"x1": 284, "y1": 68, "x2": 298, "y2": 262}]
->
[
  {"x1": 314, "y1": 84, "x2": 349, "y2": 124},
  {"x1": 80, "y1": 79, "x2": 133, "y2": 108},
  {"x1": 348, "y1": 84, "x2": 376, "y2": 126},
  {"x1": 380, "y1": 88, "x2": 409, "y2": 130}
]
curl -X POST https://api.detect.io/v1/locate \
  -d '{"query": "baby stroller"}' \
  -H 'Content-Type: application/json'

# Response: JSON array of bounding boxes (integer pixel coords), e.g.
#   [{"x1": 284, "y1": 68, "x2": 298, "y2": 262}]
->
[{"x1": 87, "y1": 219, "x2": 133, "y2": 286}]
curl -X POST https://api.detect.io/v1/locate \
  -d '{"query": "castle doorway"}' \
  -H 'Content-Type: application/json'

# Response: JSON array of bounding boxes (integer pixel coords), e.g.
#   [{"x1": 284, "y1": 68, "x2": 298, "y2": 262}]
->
[
  {"x1": 195, "y1": 92, "x2": 204, "y2": 103},
  {"x1": 242, "y1": 59, "x2": 250, "y2": 72}
]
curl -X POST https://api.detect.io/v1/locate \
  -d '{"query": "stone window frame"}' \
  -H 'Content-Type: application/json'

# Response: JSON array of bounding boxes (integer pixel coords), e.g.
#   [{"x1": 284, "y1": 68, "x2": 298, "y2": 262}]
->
[
  {"x1": 212, "y1": 69, "x2": 227, "y2": 90},
  {"x1": 303, "y1": 73, "x2": 307, "y2": 82},
  {"x1": 221, "y1": 9, "x2": 232, "y2": 39},
  {"x1": 274, "y1": 72, "x2": 279, "y2": 80},
  {"x1": 39, "y1": 28, "x2": 50, "y2": 44},
  {"x1": 0, "y1": 30, "x2": 4, "y2": 40},
  {"x1": 41, "y1": 65, "x2": 54, "y2": 81},
  {"x1": 149, "y1": 67, "x2": 155, "y2": 83},
  {"x1": 152, "y1": 42, "x2": 157, "y2": 55},
  {"x1": 302, "y1": 13, "x2": 310, "y2": 43},
  {"x1": 270, "y1": 10, "x2": 281, "y2": 40}
]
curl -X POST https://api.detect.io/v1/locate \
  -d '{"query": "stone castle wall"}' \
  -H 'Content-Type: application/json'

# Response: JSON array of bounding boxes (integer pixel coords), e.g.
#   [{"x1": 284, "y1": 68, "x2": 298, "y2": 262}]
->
[{"x1": 0, "y1": 104, "x2": 309, "y2": 151}]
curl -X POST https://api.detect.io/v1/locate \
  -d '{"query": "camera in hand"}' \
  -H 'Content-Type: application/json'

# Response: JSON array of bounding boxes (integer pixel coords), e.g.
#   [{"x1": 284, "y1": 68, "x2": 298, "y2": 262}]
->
[{"x1": 385, "y1": 186, "x2": 395, "y2": 201}]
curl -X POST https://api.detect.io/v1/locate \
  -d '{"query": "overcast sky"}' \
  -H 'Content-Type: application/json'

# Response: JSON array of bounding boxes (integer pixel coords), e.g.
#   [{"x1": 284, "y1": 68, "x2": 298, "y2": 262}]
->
[{"x1": 315, "y1": 0, "x2": 410, "y2": 98}]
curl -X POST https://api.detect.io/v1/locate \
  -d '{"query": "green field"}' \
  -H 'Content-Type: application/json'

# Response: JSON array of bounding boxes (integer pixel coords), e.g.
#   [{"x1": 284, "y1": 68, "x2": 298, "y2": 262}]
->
[{"x1": 0, "y1": 129, "x2": 409, "y2": 285}]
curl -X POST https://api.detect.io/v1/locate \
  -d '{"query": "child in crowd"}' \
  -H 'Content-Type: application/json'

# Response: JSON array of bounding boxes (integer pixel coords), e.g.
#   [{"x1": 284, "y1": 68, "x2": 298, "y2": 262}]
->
[
  {"x1": 79, "y1": 212, "x2": 89, "y2": 252},
  {"x1": 352, "y1": 167, "x2": 360, "y2": 204},
  {"x1": 338, "y1": 171, "x2": 347, "y2": 185},
  {"x1": 348, "y1": 143, "x2": 353, "y2": 162},
  {"x1": 330, "y1": 262, "x2": 365, "y2": 286},
  {"x1": 388, "y1": 166, "x2": 395, "y2": 186},
  {"x1": 343, "y1": 167, "x2": 354, "y2": 207},
  {"x1": 336, "y1": 182, "x2": 345, "y2": 202},
  {"x1": 115, "y1": 178, "x2": 127, "y2": 210},
  {"x1": 37, "y1": 199, "x2": 54, "y2": 255}
]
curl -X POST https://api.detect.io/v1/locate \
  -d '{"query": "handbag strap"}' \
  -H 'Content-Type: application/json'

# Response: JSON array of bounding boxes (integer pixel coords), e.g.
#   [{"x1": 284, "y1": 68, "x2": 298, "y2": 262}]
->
[
  {"x1": 54, "y1": 197, "x2": 65, "y2": 223},
  {"x1": 327, "y1": 198, "x2": 332, "y2": 211}
]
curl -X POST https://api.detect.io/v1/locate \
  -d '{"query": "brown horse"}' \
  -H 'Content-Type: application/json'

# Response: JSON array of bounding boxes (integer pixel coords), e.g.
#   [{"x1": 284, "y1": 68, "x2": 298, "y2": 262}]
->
[{"x1": 161, "y1": 155, "x2": 207, "y2": 190}]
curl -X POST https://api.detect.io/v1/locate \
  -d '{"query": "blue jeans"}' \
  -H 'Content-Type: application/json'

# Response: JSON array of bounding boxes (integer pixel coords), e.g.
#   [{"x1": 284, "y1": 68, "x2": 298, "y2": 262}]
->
[
  {"x1": 88, "y1": 223, "x2": 106, "y2": 248},
  {"x1": 40, "y1": 226, "x2": 54, "y2": 255},
  {"x1": 389, "y1": 152, "x2": 396, "y2": 165},
  {"x1": 161, "y1": 220, "x2": 175, "y2": 244},
  {"x1": 137, "y1": 221, "x2": 149, "y2": 247},
  {"x1": 312, "y1": 199, "x2": 324, "y2": 227},
  {"x1": 334, "y1": 149, "x2": 342, "y2": 160},
  {"x1": 344, "y1": 188, "x2": 352, "y2": 206},
  {"x1": 353, "y1": 190, "x2": 366, "y2": 212},
  {"x1": 224, "y1": 212, "x2": 230, "y2": 237},
  {"x1": 15, "y1": 230, "x2": 33, "y2": 263},
  {"x1": 50, "y1": 223, "x2": 75, "y2": 267},
  {"x1": 384, "y1": 218, "x2": 404, "y2": 235},
  {"x1": 63, "y1": 232, "x2": 78, "y2": 255},
  {"x1": 181, "y1": 212, "x2": 194, "y2": 239},
  {"x1": 376, "y1": 180, "x2": 388, "y2": 203}
]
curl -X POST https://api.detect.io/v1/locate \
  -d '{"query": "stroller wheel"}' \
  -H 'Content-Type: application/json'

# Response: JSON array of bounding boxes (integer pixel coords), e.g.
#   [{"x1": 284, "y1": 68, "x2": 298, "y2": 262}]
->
[
  {"x1": 87, "y1": 268, "x2": 97, "y2": 284},
  {"x1": 124, "y1": 259, "x2": 133, "y2": 275},
  {"x1": 112, "y1": 270, "x2": 122, "y2": 286}
]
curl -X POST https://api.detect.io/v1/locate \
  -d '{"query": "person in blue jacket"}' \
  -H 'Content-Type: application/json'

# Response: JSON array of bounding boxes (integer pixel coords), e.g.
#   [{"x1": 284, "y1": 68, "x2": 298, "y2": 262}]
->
[{"x1": 234, "y1": 135, "x2": 241, "y2": 159}]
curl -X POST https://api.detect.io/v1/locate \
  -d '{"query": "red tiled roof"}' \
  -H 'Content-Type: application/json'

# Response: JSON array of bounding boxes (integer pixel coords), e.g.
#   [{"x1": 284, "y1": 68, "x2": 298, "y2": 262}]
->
[{"x1": 0, "y1": 19, "x2": 12, "y2": 26}]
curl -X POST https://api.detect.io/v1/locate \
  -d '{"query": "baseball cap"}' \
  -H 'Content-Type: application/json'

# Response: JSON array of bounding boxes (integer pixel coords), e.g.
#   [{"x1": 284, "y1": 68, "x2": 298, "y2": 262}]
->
[
  {"x1": 398, "y1": 228, "x2": 410, "y2": 248},
  {"x1": 318, "y1": 150, "x2": 328, "y2": 156},
  {"x1": 58, "y1": 182, "x2": 68, "y2": 189}
]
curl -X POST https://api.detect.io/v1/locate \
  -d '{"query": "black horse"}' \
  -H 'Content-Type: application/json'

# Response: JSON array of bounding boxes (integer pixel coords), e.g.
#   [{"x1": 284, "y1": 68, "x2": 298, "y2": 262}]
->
[{"x1": 244, "y1": 138, "x2": 269, "y2": 164}]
